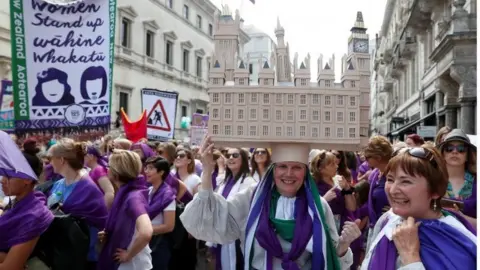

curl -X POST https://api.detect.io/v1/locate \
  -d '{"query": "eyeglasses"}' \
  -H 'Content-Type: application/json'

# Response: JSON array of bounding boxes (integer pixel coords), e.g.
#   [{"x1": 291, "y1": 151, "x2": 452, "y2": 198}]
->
[
  {"x1": 407, "y1": 147, "x2": 437, "y2": 167},
  {"x1": 254, "y1": 150, "x2": 267, "y2": 155},
  {"x1": 157, "y1": 150, "x2": 164, "y2": 155},
  {"x1": 225, "y1": 153, "x2": 240, "y2": 159},
  {"x1": 444, "y1": 144, "x2": 466, "y2": 153}
]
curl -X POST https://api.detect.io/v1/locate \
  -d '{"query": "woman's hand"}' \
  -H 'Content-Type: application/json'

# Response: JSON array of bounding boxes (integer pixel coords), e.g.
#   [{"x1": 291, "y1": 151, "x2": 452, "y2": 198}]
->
[
  {"x1": 98, "y1": 231, "x2": 107, "y2": 244},
  {"x1": 336, "y1": 175, "x2": 349, "y2": 190},
  {"x1": 392, "y1": 217, "x2": 421, "y2": 265},
  {"x1": 323, "y1": 187, "x2": 337, "y2": 202},
  {"x1": 337, "y1": 219, "x2": 362, "y2": 256},
  {"x1": 199, "y1": 135, "x2": 216, "y2": 171},
  {"x1": 114, "y1": 248, "x2": 132, "y2": 263}
]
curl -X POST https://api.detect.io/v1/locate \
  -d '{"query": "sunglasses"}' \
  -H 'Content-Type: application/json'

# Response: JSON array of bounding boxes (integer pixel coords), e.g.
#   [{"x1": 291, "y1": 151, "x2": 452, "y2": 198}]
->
[
  {"x1": 407, "y1": 147, "x2": 437, "y2": 167},
  {"x1": 254, "y1": 150, "x2": 267, "y2": 155},
  {"x1": 157, "y1": 150, "x2": 164, "y2": 155},
  {"x1": 176, "y1": 153, "x2": 186, "y2": 159},
  {"x1": 444, "y1": 144, "x2": 466, "y2": 153},
  {"x1": 226, "y1": 153, "x2": 240, "y2": 159}
]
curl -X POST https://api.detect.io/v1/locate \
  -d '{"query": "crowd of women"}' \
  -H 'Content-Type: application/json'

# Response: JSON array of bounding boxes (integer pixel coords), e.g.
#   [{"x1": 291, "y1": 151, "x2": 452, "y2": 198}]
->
[{"x1": 0, "y1": 125, "x2": 476, "y2": 270}]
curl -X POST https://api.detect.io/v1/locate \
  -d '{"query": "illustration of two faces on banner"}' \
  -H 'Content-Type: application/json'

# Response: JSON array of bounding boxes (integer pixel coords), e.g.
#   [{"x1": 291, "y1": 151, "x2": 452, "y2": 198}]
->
[{"x1": 10, "y1": 0, "x2": 115, "y2": 129}]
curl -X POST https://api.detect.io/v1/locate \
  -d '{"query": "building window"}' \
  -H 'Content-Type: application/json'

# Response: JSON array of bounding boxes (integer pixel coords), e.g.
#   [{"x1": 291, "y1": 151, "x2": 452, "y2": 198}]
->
[
  {"x1": 145, "y1": 30, "x2": 154, "y2": 57},
  {"x1": 251, "y1": 93, "x2": 257, "y2": 103},
  {"x1": 351, "y1": 80, "x2": 356, "y2": 88},
  {"x1": 276, "y1": 110, "x2": 281, "y2": 120},
  {"x1": 212, "y1": 108, "x2": 218, "y2": 118},
  {"x1": 300, "y1": 110, "x2": 307, "y2": 120},
  {"x1": 119, "y1": 92, "x2": 129, "y2": 114},
  {"x1": 325, "y1": 111, "x2": 331, "y2": 121},
  {"x1": 208, "y1": 23, "x2": 213, "y2": 36},
  {"x1": 325, "y1": 96, "x2": 331, "y2": 105},
  {"x1": 181, "y1": 105, "x2": 188, "y2": 117},
  {"x1": 237, "y1": 109, "x2": 244, "y2": 119},
  {"x1": 349, "y1": 112, "x2": 356, "y2": 122},
  {"x1": 263, "y1": 94, "x2": 269, "y2": 104},
  {"x1": 249, "y1": 126, "x2": 257, "y2": 136},
  {"x1": 183, "y1": 5, "x2": 189, "y2": 19},
  {"x1": 237, "y1": 126, "x2": 244, "y2": 135},
  {"x1": 350, "y1": 96, "x2": 356, "y2": 106},
  {"x1": 212, "y1": 124, "x2": 219, "y2": 134},
  {"x1": 249, "y1": 63, "x2": 253, "y2": 74},
  {"x1": 300, "y1": 94, "x2": 306, "y2": 105},
  {"x1": 262, "y1": 109, "x2": 269, "y2": 119},
  {"x1": 196, "y1": 57, "x2": 202, "y2": 77},
  {"x1": 238, "y1": 93, "x2": 245, "y2": 103},
  {"x1": 225, "y1": 93, "x2": 232, "y2": 103},
  {"x1": 224, "y1": 125, "x2": 231, "y2": 135},
  {"x1": 337, "y1": 112, "x2": 343, "y2": 122},
  {"x1": 312, "y1": 94, "x2": 319, "y2": 104},
  {"x1": 167, "y1": 0, "x2": 173, "y2": 8},
  {"x1": 196, "y1": 15, "x2": 202, "y2": 29},
  {"x1": 300, "y1": 126, "x2": 306, "y2": 136},
  {"x1": 224, "y1": 109, "x2": 231, "y2": 119},
  {"x1": 239, "y1": 78, "x2": 245, "y2": 85},
  {"x1": 312, "y1": 110, "x2": 319, "y2": 121},
  {"x1": 196, "y1": 109, "x2": 204, "y2": 114},
  {"x1": 276, "y1": 94, "x2": 282, "y2": 104},
  {"x1": 337, "y1": 96, "x2": 344, "y2": 106},
  {"x1": 276, "y1": 126, "x2": 282, "y2": 136},
  {"x1": 337, "y1": 128, "x2": 344, "y2": 138},
  {"x1": 287, "y1": 94, "x2": 294, "y2": 105},
  {"x1": 183, "y1": 49, "x2": 189, "y2": 72},
  {"x1": 212, "y1": 93, "x2": 219, "y2": 103},
  {"x1": 325, "y1": 80, "x2": 331, "y2": 87},
  {"x1": 325, "y1": 127, "x2": 331, "y2": 137},
  {"x1": 250, "y1": 108, "x2": 257, "y2": 119},
  {"x1": 349, "y1": 128, "x2": 356, "y2": 138},
  {"x1": 165, "y1": 41, "x2": 173, "y2": 65},
  {"x1": 287, "y1": 126, "x2": 293, "y2": 136},
  {"x1": 121, "y1": 18, "x2": 131, "y2": 48},
  {"x1": 287, "y1": 111, "x2": 294, "y2": 121}
]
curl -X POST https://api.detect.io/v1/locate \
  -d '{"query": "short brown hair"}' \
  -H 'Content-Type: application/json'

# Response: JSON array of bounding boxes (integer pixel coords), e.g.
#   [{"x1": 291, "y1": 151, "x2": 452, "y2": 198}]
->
[
  {"x1": 364, "y1": 136, "x2": 393, "y2": 162},
  {"x1": 385, "y1": 144, "x2": 448, "y2": 209},
  {"x1": 158, "y1": 142, "x2": 177, "y2": 165}
]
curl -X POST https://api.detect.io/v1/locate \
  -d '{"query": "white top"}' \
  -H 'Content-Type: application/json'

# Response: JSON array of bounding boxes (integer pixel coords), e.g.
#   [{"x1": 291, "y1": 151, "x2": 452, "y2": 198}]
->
[
  {"x1": 180, "y1": 184, "x2": 353, "y2": 270},
  {"x1": 148, "y1": 186, "x2": 176, "y2": 226},
  {"x1": 182, "y1": 173, "x2": 201, "y2": 194},
  {"x1": 361, "y1": 210, "x2": 477, "y2": 270}
]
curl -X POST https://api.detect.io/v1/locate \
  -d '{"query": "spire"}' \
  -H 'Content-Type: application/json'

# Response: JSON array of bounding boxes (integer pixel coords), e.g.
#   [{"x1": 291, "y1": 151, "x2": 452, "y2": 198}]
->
[
  {"x1": 324, "y1": 63, "x2": 331, "y2": 69},
  {"x1": 238, "y1": 60, "x2": 245, "y2": 69},
  {"x1": 263, "y1": 61, "x2": 270, "y2": 69},
  {"x1": 275, "y1": 17, "x2": 286, "y2": 47},
  {"x1": 351, "y1": 11, "x2": 367, "y2": 32},
  {"x1": 275, "y1": 16, "x2": 285, "y2": 33},
  {"x1": 299, "y1": 62, "x2": 306, "y2": 69}
]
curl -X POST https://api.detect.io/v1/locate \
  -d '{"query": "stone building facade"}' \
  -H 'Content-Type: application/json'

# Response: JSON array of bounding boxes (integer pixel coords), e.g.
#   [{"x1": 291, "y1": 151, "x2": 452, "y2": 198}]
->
[
  {"x1": 371, "y1": 0, "x2": 476, "y2": 140},
  {"x1": 207, "y1": 9, "x2": 371, "y2": 151}
]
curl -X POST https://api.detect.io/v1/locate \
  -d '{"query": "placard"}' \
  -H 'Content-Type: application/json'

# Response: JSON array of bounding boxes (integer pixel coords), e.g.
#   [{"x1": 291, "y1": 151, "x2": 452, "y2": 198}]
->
[
  {"x1": 0, "y1": 80, "x2": 14, "y2": 130},
  {"x1": 10, "y1": 0, "x2": 116, "y2": 130},
  {"x1": 141, "y1": 89, "x2": 178, "y2": 141}
]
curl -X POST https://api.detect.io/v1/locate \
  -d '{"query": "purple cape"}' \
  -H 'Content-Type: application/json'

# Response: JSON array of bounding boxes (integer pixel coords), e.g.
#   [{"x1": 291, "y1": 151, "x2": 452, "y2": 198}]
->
[
  {"x1": 97, "y1": 178, "x2": 149, "y2": 270},
  {"x1": 369, "y1": 211, "x2": 477, "y2": 270},
  {"x1": 0, "y1": 191, "x2": 54, "y2": 251},
  {"x1": 316, "y1": 181, "x2": 354, "y2": 232},
  {"x1": 164, "y1": 172, "x2": 179, "y2": 193},
  {"x1": 147, "y1": 182, "x2": 176, "y2": 219},
  {"x1": 215, "y1": 176, "x2": 236, "y2": 270},
  {"x1": 60, "y1": 178, "x2": 108, "y2": 229}
]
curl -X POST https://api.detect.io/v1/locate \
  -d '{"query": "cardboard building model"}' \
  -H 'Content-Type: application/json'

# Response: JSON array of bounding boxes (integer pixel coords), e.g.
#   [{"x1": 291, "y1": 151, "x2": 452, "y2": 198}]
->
[{"x1": 207, "y1": 8, "x2": 371, "y2": 152}]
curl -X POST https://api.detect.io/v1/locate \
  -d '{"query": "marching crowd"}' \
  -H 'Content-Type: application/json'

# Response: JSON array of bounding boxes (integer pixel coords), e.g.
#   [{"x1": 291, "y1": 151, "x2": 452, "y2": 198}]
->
[{"x1": 0, "y1": 126, "x2": 476, "y2": 270}]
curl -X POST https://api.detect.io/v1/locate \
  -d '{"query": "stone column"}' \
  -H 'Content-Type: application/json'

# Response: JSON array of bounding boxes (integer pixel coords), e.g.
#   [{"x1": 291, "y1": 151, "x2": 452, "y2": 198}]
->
[
  {"x1": 460, "y1": 101, "x2": 475, "y2": 134},
  {"x1": 445, "y1": 108, "x2": 457, "y2": 128}
]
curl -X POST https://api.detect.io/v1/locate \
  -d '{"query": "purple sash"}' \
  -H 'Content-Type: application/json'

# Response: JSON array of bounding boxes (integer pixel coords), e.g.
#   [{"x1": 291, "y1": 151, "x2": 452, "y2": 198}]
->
[
  {"x1": 215, "y1": 176, "x2": 236, "y2": 270},
  {"x1": 211, "y1": 168, "x2": 219, "y2": 190},
  {"x1": 367, "y1": 169, "x2": 388, "y2": 228},
  {"x1": 97, "y1": 178, "x2": 149, "y2": 270},
  {"x1": 61, "y1": 178, "x2": 108, "y2": 229},
  {"x1": 0, "y1": 191, "x2": 54, "y2": 251},
  {"x1": 175, "y1": 172, "x2": 193, "y2": 204},
  {"x1": 369, "y1": 211, "x2": 477, "y2": 270},
  {"x1": 164, "y1": 172, "x2": 179, "y2": 193},
  {"x1": 147, "y1": 182, "x2": 176, "y2": 219}
]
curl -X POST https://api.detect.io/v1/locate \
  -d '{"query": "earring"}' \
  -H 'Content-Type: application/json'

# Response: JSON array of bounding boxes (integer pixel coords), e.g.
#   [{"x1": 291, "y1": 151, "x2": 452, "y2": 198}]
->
[{"x1": 433, "y1": 200, "x2": 437, "y2": 211}]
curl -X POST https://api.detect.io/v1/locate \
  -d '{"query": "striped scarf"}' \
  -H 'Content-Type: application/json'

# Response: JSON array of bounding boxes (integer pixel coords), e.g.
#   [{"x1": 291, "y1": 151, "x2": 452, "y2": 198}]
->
[{"x1": 244, "y1": 165, "x2": 341, "y2": 270}]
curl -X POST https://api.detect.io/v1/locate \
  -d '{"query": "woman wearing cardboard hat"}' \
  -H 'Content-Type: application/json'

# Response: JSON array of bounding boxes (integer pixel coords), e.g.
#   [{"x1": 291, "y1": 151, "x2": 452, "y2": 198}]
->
[{"x1": 180, "y1": 136, "x2": 361, "y2": 270}]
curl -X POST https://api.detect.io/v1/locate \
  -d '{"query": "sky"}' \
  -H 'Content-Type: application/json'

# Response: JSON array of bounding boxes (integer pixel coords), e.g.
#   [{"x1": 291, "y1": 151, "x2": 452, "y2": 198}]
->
[{"x1": 210, "y1": 0, "x2": 388, "y2": 81}]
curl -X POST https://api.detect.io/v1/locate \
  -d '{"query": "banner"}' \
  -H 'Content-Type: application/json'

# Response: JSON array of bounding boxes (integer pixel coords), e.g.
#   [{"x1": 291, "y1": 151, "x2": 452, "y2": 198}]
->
[
  {"x1": 141, "y1": 89, "x2": 178, "y2": 141},
  {"x1": 190, "y1": 113, "x2": 208, "y2": 145},
  {"x1": 0, "y1": 80, "x2": 14, "y2": 130},
  {"x1": 10, "y1": 0, "x2": 116, "y2": 130}
]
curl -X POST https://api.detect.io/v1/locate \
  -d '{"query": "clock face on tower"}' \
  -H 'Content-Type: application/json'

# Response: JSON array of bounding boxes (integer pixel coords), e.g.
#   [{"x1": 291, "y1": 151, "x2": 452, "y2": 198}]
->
[{"x1": 354, "y1": 39, "x2": 369, "y2": 53}]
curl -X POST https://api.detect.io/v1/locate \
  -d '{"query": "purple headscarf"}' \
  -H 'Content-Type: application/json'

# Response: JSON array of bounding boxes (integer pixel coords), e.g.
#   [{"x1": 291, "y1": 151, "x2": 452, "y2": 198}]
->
[
  {"x1": 87, "y1": 146, "x2": 109, "y2": 168},
  {"x1": 0, "y1": 191, "x2": 54, "y2": 251},
  {"x1": 130, "y1": 143, "x2": 155, "y2": 162},
  {"x1": 97, "y1": 177, "x2": 149, "y2": 270}
]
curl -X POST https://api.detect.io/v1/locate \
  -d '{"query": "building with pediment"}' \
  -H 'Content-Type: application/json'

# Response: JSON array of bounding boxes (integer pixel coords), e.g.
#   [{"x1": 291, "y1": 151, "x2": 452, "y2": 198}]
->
[{"x1": 207, "y1": 8, "x2": 371, "y2": 151}]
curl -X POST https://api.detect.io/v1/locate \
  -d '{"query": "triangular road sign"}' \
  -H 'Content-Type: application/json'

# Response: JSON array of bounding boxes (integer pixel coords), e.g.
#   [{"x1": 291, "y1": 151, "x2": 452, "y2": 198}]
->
[{"x1": 146, "y1": 99, "x2": 172, "y2": 131}]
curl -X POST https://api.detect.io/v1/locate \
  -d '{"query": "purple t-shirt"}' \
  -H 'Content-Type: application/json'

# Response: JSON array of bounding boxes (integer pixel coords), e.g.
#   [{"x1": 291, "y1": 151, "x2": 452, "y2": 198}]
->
[
  {"x1": 358, "y1": 161, "x2": 370, "y2": 175},
  {"x1": 89, "y1": 166, "x2": 108, "y2": 191},
  {"x1": 368, "y1": 169, "x2": 389, "y2": 228}
]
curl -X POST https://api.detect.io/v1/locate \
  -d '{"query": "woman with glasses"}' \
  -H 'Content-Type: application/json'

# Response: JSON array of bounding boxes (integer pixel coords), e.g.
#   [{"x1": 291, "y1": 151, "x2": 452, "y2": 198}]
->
[
  {"x1": 251, "y1": 148, "x2": 272, "y2": 182},
  {"x1": 362, "y1": 136, "x2": 394, "y2": 246},
  {"x1": 437, "y1": 129, "x2": 477, "y2": 228},
  {"x1": 208, "y1": 148, "x2": 256, "y2": 270},
  {"x1": 174, "y1": 149, "x2": 201, "y2": 195},
  {"x1": 362, "y1": 145, "x2": 476, "y2": 269}
]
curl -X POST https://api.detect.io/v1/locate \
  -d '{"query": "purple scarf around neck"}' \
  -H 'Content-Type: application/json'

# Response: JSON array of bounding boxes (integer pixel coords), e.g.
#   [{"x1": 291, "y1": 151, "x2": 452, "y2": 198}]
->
[
  {"x1": 147, "y1": 181, "x2": 176, "y2": 219},
  {"x1": 215, "y1": 176, "x2": 237, "y2": 270},
  {"x1": 176, "y1": 171, "x2": 193, "y2": 204},
  {"x1": 60, "y1": 178, "x2": 108, "y2": 229},
  {"x1": 369, "y1": 210, "x2": 477, "y2": 270},
  {"x1": 255, "y1": 187, "x2": 312, "y2": 270},
  {"x1": 164, "y1": 171, "x2": 179, "y2": 193},
  {"x1": 97, "y1": 178, "x2": 149, "y2": 270},
  {"x1": 0, "y1": 191, "x2": 54, "y2": 251},
  {"x1": 211, "y1": 168, "x2": 219, "y2": 190}
]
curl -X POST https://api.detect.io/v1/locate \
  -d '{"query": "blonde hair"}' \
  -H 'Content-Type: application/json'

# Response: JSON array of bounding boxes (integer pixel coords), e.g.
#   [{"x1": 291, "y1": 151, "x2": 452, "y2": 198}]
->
[
  {"x1": 310, "y1": 150, "x2": 336, "y2": 181},
  {"x1": 49, "y1": 138, "x2": 86, "y2": 170},
  {"x1": 158, "y1": 142, "x2": 177, "y2": 165},
  {"x1": 435, "y1": 126, "x2": 451, "y2": 146},
  {"x1": 364, "y1": 135, "x2": 393, "y2": 162},
  {"x1": 114, "y1": 138, "x2": 132, "y2": 150},
  {"x1": 108, "y1": 149, "x2": 142, "y2": 183}
]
